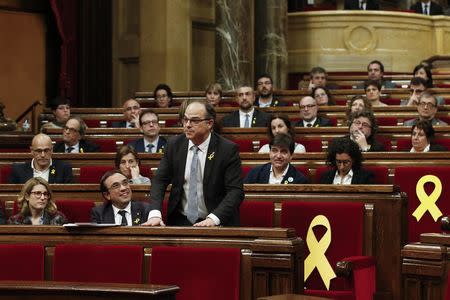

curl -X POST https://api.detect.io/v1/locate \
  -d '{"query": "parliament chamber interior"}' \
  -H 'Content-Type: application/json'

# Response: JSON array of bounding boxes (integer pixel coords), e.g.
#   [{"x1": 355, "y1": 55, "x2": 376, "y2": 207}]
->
[{"x1": 1, "y1": 0, "x2": 450, "y2": 299}]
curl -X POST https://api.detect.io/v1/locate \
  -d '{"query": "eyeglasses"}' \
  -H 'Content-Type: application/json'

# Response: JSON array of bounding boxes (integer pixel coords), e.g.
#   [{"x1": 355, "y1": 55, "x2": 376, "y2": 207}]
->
[
  {"x1": 30, "y1": 191, "x2": 50, "y2": 198},
  {"x1": 108, "y1": 179, "x2": 130, "y2": 191},
  {"x1": 335, "y1": 160, "x2": 351, "y2": 166},
  {"x1": 182, "y1": 117, "x2": 210, "y2": 125},
  {"x1": 156, "y1": 94, "x2": 168, "y2": 100},
  {"x1": 141, "y1": 120, "x2": 158, "y2": 126},
  {"x1": 299, "y1": 104, "x2": 317, "y2": 110},
  {"x1": 352, "y1": 120, "x2": 372, "y2": 129},
  {"x1": 32, "y1": 148, "x2": 52, "y2": 155},
  {"x1": 125, "y1": 105, "x2": 140, "y2": 112},
  {"x1": 418, "y1": 102, "x2": 436, "y2": 108},
  {"x1": 410, "y1": 89, "x2": 424, "y2": 94},
  {"x1": 63, "y1": 126, "x2": 79, "y2": 134}
]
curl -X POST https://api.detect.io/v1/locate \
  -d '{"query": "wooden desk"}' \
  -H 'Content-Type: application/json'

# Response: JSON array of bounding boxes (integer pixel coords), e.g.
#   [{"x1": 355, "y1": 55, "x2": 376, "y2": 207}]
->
[
  {"x1": 0, "y1": 281, "x2": 179, "y2": 300},
  {"x1": 0, "y1": 226, "x2": 303, "y2": 300}
]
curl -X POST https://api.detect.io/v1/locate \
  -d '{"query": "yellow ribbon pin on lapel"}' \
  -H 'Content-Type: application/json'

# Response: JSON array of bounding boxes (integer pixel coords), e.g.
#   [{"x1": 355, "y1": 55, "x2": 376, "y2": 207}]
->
[
  {"x1": 304, "y1": 214, "x2": 336, "y2": 290},
  {"x1": 413, "y1": 174, "x2": 443, "y2": 222}
]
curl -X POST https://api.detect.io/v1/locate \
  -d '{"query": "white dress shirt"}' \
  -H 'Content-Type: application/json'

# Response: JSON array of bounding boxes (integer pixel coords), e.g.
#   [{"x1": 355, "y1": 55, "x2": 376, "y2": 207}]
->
[
  {"x1": 359, "y1": 0, "x2": 366, "y2": 10},
  {"x1": 31, "y1": 159, "x2": 51, "y2": 182},
  {"x1": 239, "y1": 108, "x2": 255, "y2": 128},
  {"x1": 65, "y1": 143, "x2": 80, "y2": 153},
  {"x1": 269, "y1": 164, "x2": 290, "y2": 184},
  {"x1": 422, "y1": 1, "x2": 431, "y2": 15},
  {"x1": 332, "y1": 169, "x2": 354, "y2": 185},
  {"x1": 303, "y1": 117, "x2": 317, "y2": 127},
  {"x1": 112, "y1": 202, "x2": 132, "y2": 226},
  {"x1": 410, "y1": 144, "x2": 430, "y2": 153},
  {"x1": 144, "y1": 136, "x2": 159, "y2": 153}
]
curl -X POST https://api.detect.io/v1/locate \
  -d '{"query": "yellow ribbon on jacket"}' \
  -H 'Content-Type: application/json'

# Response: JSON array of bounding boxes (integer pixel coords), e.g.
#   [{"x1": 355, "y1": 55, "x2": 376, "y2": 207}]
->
[
  {"x1": 304, "y1": 214, "x2": 336, "y2": 290},
  {"x1": 412, "y1": 175, "x2": 443, "y2": 222}
]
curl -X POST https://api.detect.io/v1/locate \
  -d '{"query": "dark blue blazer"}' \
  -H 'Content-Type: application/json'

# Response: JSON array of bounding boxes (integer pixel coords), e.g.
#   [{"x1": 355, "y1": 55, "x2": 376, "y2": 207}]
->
[
  {"x1": 244, "y1": 163, "x2": 308, "y2": 184},
  {"x1": 91, "y1": 201, "x2": 151, "y2": 225},
  {"x1": 53, "y1": 140, "x2": 100, "y2": 153},
  {"x1": 111, "y1": 120, "x2": 127, "y2": 128},
  {"x1": 344, "y1": 0, "x2": 379, "y2": 10},
  {"x1": 255, "y1": 96, "x2": 287, "y2": 107},
  {"x1": 9, "y1": 160, "x2": 73, "y2": 184},
  {"x1": 295, "y1": 117, "x2": 333, "y2": 127},
  {"x1": 319, "y1": 168, "x2": 374, "y2": 184},
  {"x1": 221, "y1": 109, "x2": 271, "y2": 128},
  {"x1": 127, "y1": 136, "x2": 167, "y2": 153}
]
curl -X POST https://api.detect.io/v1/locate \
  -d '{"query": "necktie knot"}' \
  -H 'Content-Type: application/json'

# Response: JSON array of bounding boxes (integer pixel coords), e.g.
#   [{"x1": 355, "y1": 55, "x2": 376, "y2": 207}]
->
[
  {"x1": 307, "y1": 123, "x2": 312, "y2": 127},
  {"x1": 66, "y1": 146, "x2": 74, "y2": 153},
  {"x1": 146, "y1": 144, "x2": 154, "y2": 153},
  {"x1": 118, "y1": 210, "x2": 128, "y2": 226}
]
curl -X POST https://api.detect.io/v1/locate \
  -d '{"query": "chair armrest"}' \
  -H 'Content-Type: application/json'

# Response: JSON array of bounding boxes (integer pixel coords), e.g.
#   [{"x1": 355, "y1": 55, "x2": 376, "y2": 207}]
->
[{"x1": 335, "y1": 256, "x2": 376, "y2": 278}]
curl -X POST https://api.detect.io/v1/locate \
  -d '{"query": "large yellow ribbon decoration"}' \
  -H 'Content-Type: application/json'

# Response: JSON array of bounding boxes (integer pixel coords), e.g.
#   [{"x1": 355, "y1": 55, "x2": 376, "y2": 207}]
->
[
  {"x1": 412, "y1": 175, "x2": 443, "y2": 222},
  {"x1": 304, "y1": 215, "x2": 336, "y2": 290}
]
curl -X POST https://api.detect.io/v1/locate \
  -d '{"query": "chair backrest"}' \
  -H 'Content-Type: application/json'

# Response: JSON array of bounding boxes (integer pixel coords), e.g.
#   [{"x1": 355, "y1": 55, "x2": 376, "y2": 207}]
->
[
  {"x1": 240, "y1": 201, "x2": 274, "y2": 227},
  {"x1": 241, "y1": 166, "x2": 252, "y2": 179},
  {"x1": 55, "y1": 200, "x2": 95, "y2": 222},
  {"x1": 150, "y1": 246, "x2": 240, "y2": 300},
  {"x1": 376, "y1": 116, "x2": 398, "y2": 126},
  {"x1": 79, "y1": 166, "x2": 114, "y2": 184},
  {"x1": 53, "y1": 244, "x2": 143, "y2": 283},
  {"x1": 298, "y1": 139, "x2": 323, "y2": 152},
  {"x1": 0, "y1": 244, "x2": 44, "y2": 280},
  {"x1": 95, "y1": 139, "x2": 120, "y2": 152},
  {"x1": 232, "y1": 139, "x2": 255, "y2": 152},
  {"x1": 394, "y1": 166, "x2": 450, "y2": 242},
  {"x1": 281, "y1": 201, "x2": 365, "y2": 290},
  {"x1": 396, "y1": 138, "x2": 412, "y2": 151},
  {"x1": 0, "y1": 165, "x2": 12, "y2": 183}
]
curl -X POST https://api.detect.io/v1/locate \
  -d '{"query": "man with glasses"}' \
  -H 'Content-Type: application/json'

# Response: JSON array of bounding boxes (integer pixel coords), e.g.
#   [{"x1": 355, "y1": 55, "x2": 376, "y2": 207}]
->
[
  {"x1": 127, "y1": 110, "x2": 167, "y2": 153},
  {"x1": 255, "y1": 74, "x2": 286, "y2": 107},
  {"x1": 221, "y1": 85, "x2": 271, "y2": 127},
  {"x1": 404, "y1": 92, "x2": 448, "y2": 126},
  {"x1": 401, "y1": 77, "x2": 445, "y2": 106},
  {"x1": 295, "y1": 96, "x2": 332, "y2": 127},
  {"x1": 349, "y1": 110, "x2": 385, "y2": 151},
  {"x1": 9, "y1": 133, "x2": 73, "y2": 183},
  {"x1": 53, "y1": 117, "x2": 100, "y2": 153},
  {"x1": 112, "y1": 98, "x2": 142, "y2": 128},
  {"x1": 91, "y1": 170, "x2": 151, "y2": 225},
  {"x1": 146, "y1": 101, "x2": 244, "y2": 227}
]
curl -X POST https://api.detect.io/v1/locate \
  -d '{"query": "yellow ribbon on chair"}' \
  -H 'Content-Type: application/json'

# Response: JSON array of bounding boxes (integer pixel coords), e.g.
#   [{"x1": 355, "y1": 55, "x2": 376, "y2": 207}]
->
[
  {"x1": 412, "y1": 175, "x2": 443, "y2": 222},
  {"x1": 304, "y1": 214, "x2": 336, "y2": 290}
]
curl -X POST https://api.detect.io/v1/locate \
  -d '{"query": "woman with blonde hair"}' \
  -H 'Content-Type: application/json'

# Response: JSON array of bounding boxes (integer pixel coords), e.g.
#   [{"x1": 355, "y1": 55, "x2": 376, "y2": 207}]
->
[{"x1": 8, "y1": 177, "x2": 67, "y2": 225}]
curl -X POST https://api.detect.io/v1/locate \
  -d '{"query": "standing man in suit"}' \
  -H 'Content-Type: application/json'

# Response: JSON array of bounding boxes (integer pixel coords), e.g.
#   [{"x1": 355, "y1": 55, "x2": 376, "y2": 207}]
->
[
  {"x1": 295, "y1": 96, "x2": 332, "y2": 127},
  {"x1": 112, "y1": 98, "x2": 142, "y2": 128},
  {"x1": 127, "y1": 110, "x2": 167, "y2": 153},
  {"x1": 255, "y1": 74, "x2": 286, "y2": 107},
  {"x1": 221, "y1": 85, "x2": 271, "y2": 128},
  {"x1": 145, "y1": 102, "x2": 244, "y2": 227},
  {"x1": 410, "y1": 0, "x2": 443, "y2": 15},
  {"x1": 53, "y1": 117, "x2": 100, "y2": 153},
  {"x1": 9, "y1": 133, "x2": 73, "y2": 184},
  {"x1": 344, "y1": 0, "x2": 379, "y2": 10},
  {"x1": 91, "y1": 170, "x2": 151, "y2": 225}
]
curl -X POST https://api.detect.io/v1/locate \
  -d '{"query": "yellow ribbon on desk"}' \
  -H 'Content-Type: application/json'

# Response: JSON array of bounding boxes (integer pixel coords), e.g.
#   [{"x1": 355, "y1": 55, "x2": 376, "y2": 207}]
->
[
  {"x1": 304, "y1": 214, "x2": 336, "y2": 290},
  {"x1": 412, "y1": 175, "x2": 443, "y2": 222}
]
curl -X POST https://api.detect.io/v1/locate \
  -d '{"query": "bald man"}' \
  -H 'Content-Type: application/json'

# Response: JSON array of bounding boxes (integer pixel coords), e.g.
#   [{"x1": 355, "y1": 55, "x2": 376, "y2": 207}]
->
[
  {"x1": 9, "y1": 133, "x2": 73, "y2": 183},
  {"x1": 112, "y1": 99, "x2": 142, "y2": 128},
  {"x1": 295, "y1": 96, "x2": 332, "y2": 127}
]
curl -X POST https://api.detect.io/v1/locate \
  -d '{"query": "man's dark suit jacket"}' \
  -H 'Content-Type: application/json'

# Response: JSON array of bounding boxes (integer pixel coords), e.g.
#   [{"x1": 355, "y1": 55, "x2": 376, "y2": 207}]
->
[
  {"x1": 244, "y1": 163, "x2": 308, "y2": 184},
  {"x1": 53, "y1": 140, "x2": 100, "y2": 153},
  {"x1": 295, "y1": 117, "x2": 333, "y2": 127},
  {"x1": 111, "y1": 120, "x2": 127, "y2": 128},
  {"x1": 91, "y1": 201, "x2": 151, "y2": 225},
  {"x1": 149, "y1": 133, "x2": 244, "y2": 226},
  {"x1": 429, "y1": 143, "x2": 448, "y2": 151},
  {"x1": 319, "y1": 168, "x2": 375, "y2": 184},
  {"x1": 9, "y1": 160, "x2": 73, "y2": 184},
  {"x1": 221, "y1": 109, "x2": 271, "y2": 128},
  {"x1": 127, "y1": 136, "x2": 167, "y2": 153},
  {"x1": 344, "y1": 0, "x2": 379, "y2": 10},
  {"x1": 410, "y1": 1, "x2": 443, "y2": 15},
  {"x1": 255, "y1": 97, "x2": 287, "y2": 107}
]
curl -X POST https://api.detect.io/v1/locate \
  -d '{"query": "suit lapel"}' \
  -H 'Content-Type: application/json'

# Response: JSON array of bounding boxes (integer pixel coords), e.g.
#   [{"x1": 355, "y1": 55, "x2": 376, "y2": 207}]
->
[
  {"x1": 103, "y1": 203, "x2": 115, "y2": 224},
  {"x1": 178, "y1": 137, "x2": 189, "y2": 184},
  {"x1": 48, "y1": 163, "x2": 57, "y2": 183},
  {"x1": 203, "y1": 133, "x2": 217, "y2": 186},
  {"x1": 130, "y1": 202, "x2": 142, "y2": 226},
  {"x1": 138, "y1": 139, "x2": 145, "y2": 152},
  {"x1": 251, "y1": 110, "x2": 258, "y2": 127}
]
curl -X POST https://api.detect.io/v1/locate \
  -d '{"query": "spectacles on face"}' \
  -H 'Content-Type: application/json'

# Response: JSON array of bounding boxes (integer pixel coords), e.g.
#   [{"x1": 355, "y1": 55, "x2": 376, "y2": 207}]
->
[
  {"x1": 141, "y1": 120, "x2": 158, "y2": 126},
  {"x1": 182, "y1": 117, "x2": 210, "y2": 125},
  {"x1": 410, "y1": 89, "x2": 424, "y2": 94},
  {"x1": 30, "y1": 191, "x2": 50, "y2": 198},
  {"x1": 418, "y1": 102, "x2": 436, "y2": 108},
  {"x1": 108, "y1": 179, "x2": 130, "y2": 191},
  {"x1": 299, "y1": 104, "x2": 316, "y2": 110},
  {"x1": 156, "y1": 94, "x2": 168, "y2": 100},
  {"x1": 63, "y1": 126, "x2": 79, "y2": 134},
  {"x1": 335, "y1": 159, "x2": 351, "y2": 166},
  {"x1": 31, "y1": 148, "x2": 52, "y2": 155},
  {"x1": 125, "y1": 105, "x2": 140, "y2": 112},
  {"x1": 352, "y1": 120, "x2": 372, "y2": 129}
]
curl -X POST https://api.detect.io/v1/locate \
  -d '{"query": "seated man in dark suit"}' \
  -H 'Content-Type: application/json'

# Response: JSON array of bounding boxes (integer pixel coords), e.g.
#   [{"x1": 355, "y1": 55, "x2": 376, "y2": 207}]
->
[
  {"x1": 295, "y1": 96, "x2": 332, "y2": 127},
  {"x1": 53, "y1": 117, "x2": 100, "y2": 153},
  {"x1": 112, "y1": 98, "x2": 142, "y2": 128},
  {"x1": 245, "y1": 133, "x2": 308, "y2": 184},
  {"x1": 91, "y1": 170, "x2": 151, "y2": 225},
  {"x1": 127, "y1": 110, "x2": 167, "y2": 153},
  {"x1": 410, "y1": 0, "x2": 443, "y2": 15},
  {"x1": 344, "y1": 0, "x2": 379, "y2": 10},
  {"x1": 221, "y1": 85, "x2": 271, "y2": 128},
  {"x1": 404, "y1": 92, "x2": 448, "y2": 126},
  {"x1": 10, "y1": 133, "x2": 73, "y2": 184},
  {"x1": 320, "y1": 137, "x2": 374, "y2": 185},
  {"x1": 255, "y1": 74, "x2": 286, "y2": 107}
]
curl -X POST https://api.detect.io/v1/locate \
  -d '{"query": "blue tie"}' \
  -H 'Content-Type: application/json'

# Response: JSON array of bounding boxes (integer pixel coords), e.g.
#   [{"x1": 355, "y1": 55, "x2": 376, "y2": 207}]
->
[
  {"x1": 187, "y1": 146, "x2": 200, "y2": 223},
  {"x1": 244, "y1": 114, "x2": 250, "y2": 128},
  {"x1": 146, "y1": 144, "x2": 154, "y2": 153}
]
